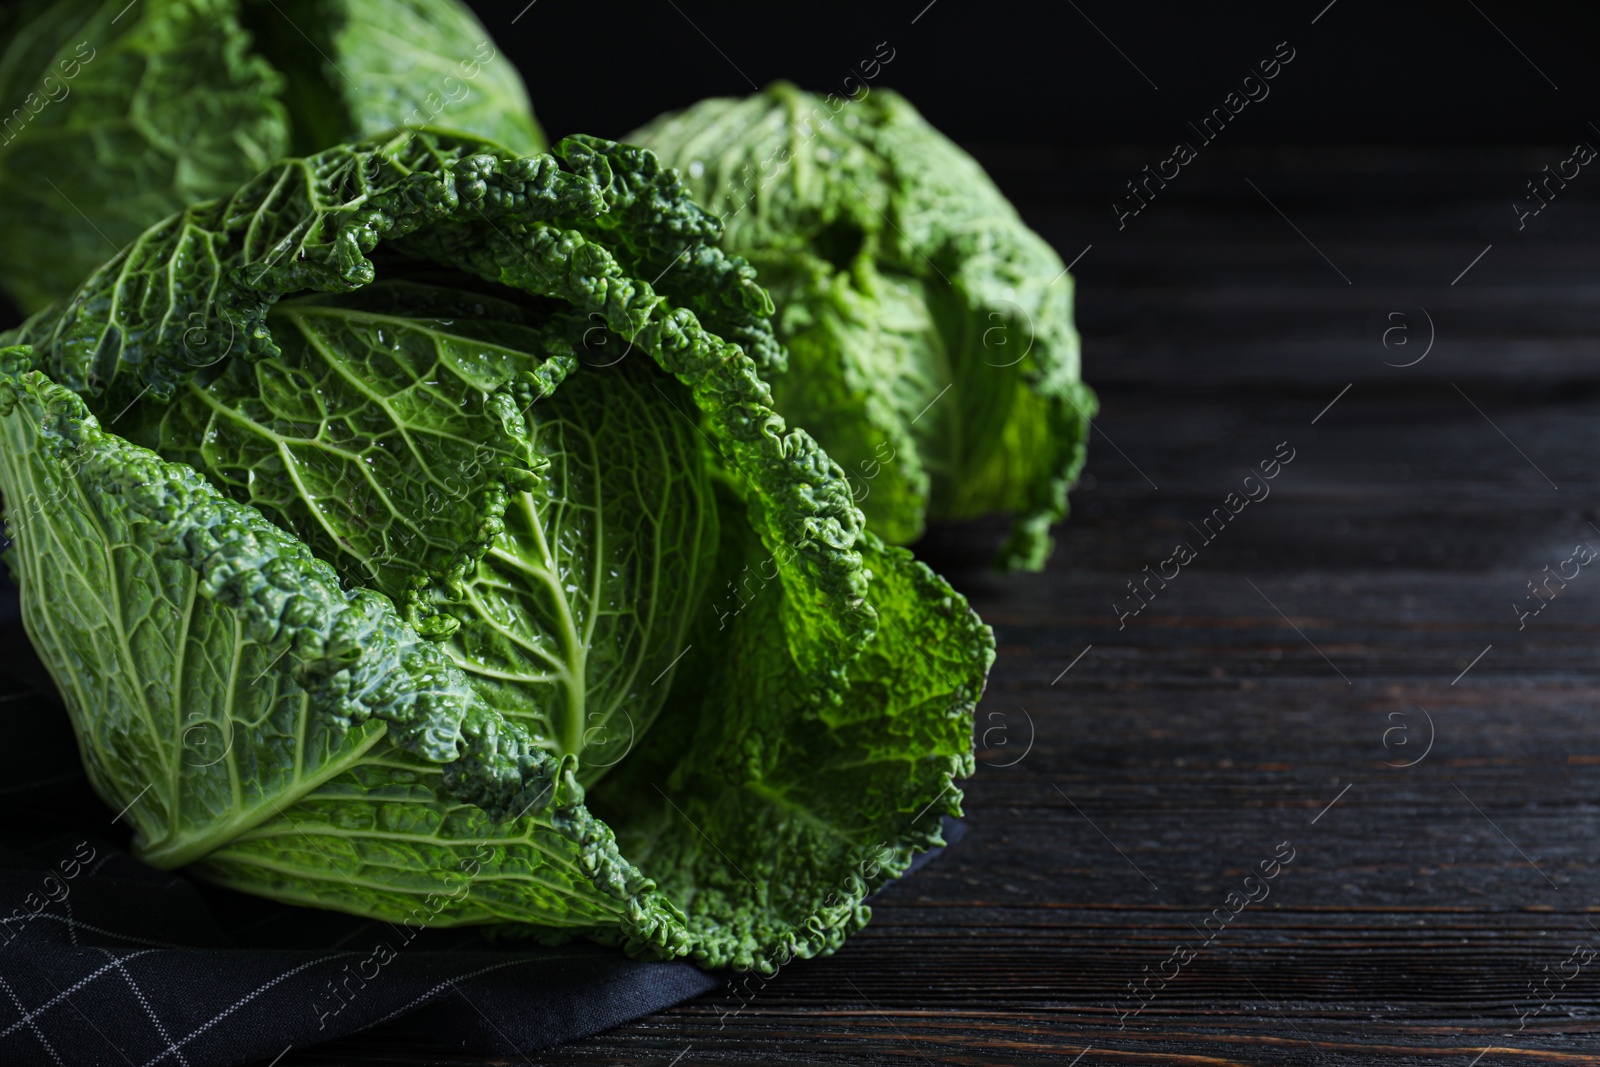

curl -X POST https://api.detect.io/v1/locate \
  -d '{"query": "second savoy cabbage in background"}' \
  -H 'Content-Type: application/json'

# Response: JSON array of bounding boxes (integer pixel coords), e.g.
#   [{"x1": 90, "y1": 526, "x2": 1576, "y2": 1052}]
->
[{"x1": 634, "y1": 82, "x2": 1096, "y2": 570}]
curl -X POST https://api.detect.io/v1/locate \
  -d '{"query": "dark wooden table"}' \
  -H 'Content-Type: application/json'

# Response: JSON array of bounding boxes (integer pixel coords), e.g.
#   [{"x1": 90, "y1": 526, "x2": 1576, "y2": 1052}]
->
[{"x1": 291, "y1": 145, "x2": 1600, "y2": 1064}]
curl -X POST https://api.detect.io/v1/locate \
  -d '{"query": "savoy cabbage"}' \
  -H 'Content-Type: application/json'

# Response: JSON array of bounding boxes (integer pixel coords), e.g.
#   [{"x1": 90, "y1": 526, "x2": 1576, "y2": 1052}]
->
[
  {"x1": 0, "y1": 0, "x2": 542, "y2": 314},
  {"x1": 0, "y1": 130, "x2": 992, "y2": 971},
  {"x1": 633, "y1": 82, "x2": 1096, "y2": 570}
]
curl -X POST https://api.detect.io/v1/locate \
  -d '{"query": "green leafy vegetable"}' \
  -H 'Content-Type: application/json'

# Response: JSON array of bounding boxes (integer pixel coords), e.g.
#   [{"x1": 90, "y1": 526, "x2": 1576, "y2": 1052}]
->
[
  {"x1": 632, "y1": 82, "x2": 1097, "y2": 570},
  {"x1": 0, "y1": 129, "x2": 992, "y2": 971},
  {"x1": 0, "y1": 0, "x2": 543, "y2": 314}
]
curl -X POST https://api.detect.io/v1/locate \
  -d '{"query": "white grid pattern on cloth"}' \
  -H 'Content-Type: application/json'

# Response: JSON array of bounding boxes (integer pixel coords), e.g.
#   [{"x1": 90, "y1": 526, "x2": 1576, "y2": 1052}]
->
[
  {"x1": 136, "y1": 954, "x2": 353, "y2": 1067},
  {"x1": 99, "y1": 948, "x2": 191, "y2": 1067},
  {"x1": 0, "y1": 950, "x2": 155, "y2": 1041},
  {"x1": 0, "y1": 974, "x2": 64, "y2": 1067},
  {"x1": 0, "y1": 910, "x2": 614, "y2": 1065},
  {"x1": 58, "y1": 898, "x2": 75, "y2": 948}
]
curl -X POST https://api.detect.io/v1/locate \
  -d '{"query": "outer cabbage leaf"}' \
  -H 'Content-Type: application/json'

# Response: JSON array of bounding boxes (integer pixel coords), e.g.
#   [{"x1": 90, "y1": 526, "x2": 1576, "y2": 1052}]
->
[
  {"x1": 0, "y1": 358, "x2": 688, "y2": 955},
  {"x1": 0, "y1": 130, "x2": 992, "y2": 970},
  {"x1": 596, "y1": 511, "x2": 988, "y2": 969},
  {"x1": 0, "y1": 0, "x2": 543, "y2": 314},
  {"x1": 632, "y1": 82, "x2": 1097, "y2": 570}
]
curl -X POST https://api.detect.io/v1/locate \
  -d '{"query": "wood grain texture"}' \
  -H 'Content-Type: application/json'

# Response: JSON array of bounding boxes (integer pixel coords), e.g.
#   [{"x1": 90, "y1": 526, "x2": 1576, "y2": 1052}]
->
[{"x1": 279, "y1": 146, "x2": 1600, "y2": 1065}]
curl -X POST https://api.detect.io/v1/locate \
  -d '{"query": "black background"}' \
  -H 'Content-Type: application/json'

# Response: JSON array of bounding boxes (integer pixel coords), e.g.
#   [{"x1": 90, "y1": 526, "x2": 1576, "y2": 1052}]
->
[{"x1": 472, "y1": 0, "x2": 1600, "y2": 145}]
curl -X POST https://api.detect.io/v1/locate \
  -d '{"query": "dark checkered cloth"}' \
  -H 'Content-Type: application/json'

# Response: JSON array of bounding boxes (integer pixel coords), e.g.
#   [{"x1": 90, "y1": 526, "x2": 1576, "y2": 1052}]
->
[{"x1": 0, "y1": 837, "x2": 719, "y2": 1066}]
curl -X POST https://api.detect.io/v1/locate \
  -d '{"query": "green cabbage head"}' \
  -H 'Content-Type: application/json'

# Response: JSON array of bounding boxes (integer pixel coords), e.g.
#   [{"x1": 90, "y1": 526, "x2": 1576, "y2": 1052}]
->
[
  {"x1": 0, "y1": 130, "x2": 991, "y2": 971},
  {"x1": 633, "y1": 82, "x2": 1096, "y2": 571},
  {"x1": 0, "y1": 0, "x2": 543, "y2": 314}
]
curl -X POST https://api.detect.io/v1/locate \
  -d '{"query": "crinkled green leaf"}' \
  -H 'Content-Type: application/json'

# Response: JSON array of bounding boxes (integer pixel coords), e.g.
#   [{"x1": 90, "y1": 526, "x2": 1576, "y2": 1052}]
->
[
  {"x1": 0, "y1": 129, "x2": 993, "y2": 971},
  {"x1": 0, "y1": 358, "x2": 692, "y2": 956},
  {"x1": 596, "y1": 514, "x2": 989, "y2": 969},
  {"x1": 632, "y1": 82, "x2": 1097, "y2": 569},
  {"x1": 128, "y1": 280, "x2": 721, "y2": 779}
]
